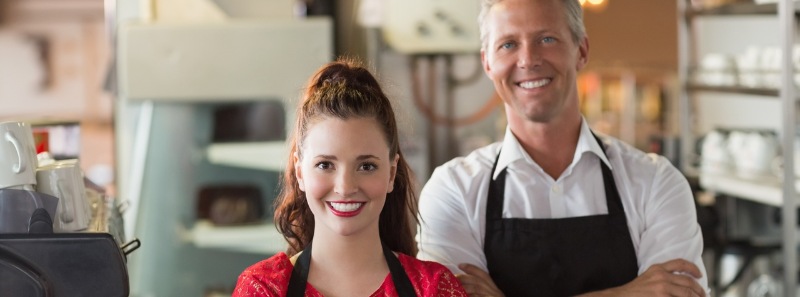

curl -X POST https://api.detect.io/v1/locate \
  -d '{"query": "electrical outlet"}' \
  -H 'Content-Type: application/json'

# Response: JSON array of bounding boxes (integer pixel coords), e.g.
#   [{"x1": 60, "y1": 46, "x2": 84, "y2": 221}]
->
[{"x1": 382, "y1": 0, "x2": 480, "y2": 54}]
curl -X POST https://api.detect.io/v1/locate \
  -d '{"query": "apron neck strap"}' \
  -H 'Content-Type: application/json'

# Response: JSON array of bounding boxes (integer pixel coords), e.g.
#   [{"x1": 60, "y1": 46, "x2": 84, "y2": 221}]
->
[
  {"x1": 286, "y1": 241, "x2": 418, "y2": 297},
  {"x1": 382, "y1": 243, "x2": 417, "y2": 297},
  {"x1": 487, "y1": 130, "x2": 623, "y2": 219},
  {"x1": 287, "y1": 241, "x2": 312, "y2": 296}
]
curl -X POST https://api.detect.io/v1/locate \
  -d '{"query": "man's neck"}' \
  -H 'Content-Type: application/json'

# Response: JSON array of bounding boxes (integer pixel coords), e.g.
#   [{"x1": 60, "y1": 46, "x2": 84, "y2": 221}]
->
[{"x1": 508, "y1": 111, "x2": 582, "y2": 180}]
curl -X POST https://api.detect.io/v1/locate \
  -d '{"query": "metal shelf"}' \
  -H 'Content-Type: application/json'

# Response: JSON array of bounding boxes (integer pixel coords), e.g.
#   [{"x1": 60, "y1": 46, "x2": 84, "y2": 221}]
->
[
  {"x1": 185, "y1": 220, "x2": 286, "y2": 254},
  {"x1": 207, "y1": 141, "x2": 288, "y2": 172},
  {"x1": 699, "y1": 171, "x2": 800, "y2": 207}
]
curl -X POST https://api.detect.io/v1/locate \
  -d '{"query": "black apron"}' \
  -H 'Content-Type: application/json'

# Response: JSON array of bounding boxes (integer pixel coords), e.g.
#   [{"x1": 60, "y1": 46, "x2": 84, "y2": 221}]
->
[
  {"x1": 287, "y1": 240, "x2": 418, "y2": 297},
  {"x1": 484, "y1": 134, "x2": 639, "y2": 296}
]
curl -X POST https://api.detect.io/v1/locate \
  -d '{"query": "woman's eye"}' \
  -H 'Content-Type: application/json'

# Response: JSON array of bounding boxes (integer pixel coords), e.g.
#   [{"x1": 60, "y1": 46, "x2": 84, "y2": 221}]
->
[
  {"x1": 315, "y1": 161, "x2": 333, "y2": 170},
  {"x1": 358, "y1": 163, "x2": 377, "y2": 172}
]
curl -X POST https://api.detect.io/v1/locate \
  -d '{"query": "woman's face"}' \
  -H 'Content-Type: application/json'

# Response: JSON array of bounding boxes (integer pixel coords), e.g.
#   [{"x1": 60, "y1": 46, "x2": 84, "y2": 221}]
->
[{"x1": 295, "y1": 116, "x2": 398, "y2": 238}]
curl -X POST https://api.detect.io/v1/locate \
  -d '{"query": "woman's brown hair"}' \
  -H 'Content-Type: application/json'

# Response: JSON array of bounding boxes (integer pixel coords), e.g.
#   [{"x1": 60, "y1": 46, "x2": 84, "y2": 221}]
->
[{"x1": 274, "y1": 57, "x2": 418, "y2": 256}]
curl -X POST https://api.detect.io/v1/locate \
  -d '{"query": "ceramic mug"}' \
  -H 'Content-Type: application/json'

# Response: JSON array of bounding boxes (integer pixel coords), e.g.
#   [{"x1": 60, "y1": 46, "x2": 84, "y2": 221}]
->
[
  {"x1": 35, "y1": 159, "x2": 91, "y2": 232},
  {"x1": 771, "y1": 138, "x2": 800, "y2": 179},
  {"x1": 700, "y1": 130, "x2": 733, "y2": 174},
  {"x1": 0, "y1": 121, "x2": 37, "y2": 189},
  {"x1": 730, "y1": 131, "x2": 778, "y2": 180}
]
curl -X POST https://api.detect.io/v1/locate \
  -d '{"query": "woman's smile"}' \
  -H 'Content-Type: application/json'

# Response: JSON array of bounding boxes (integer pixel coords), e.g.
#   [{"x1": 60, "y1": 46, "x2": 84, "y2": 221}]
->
[{"x1": 327, "y1": 201, "x2": 366, "y2": 217}]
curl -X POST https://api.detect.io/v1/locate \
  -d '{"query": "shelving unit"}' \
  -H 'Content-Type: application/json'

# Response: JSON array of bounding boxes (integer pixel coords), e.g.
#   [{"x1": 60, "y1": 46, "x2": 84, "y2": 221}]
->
[
  {"x1": 115, "y1": 16, "x2": 334, "y2": 296},
  {"x1": 678, "y1": 0, "x2": 797, "y2": 293}
]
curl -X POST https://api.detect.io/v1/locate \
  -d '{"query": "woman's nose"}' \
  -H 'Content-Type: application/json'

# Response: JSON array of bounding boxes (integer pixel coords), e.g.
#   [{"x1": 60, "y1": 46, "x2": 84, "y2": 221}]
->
[{"x1": 334, "y1": 172, "x2": 358, "y2": 197}]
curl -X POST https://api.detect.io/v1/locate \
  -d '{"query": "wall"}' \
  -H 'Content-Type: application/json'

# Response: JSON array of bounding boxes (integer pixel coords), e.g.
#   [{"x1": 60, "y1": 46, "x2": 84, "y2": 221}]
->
[{"x1": 583, "y1": 0, "x2": 678, "y2": 72}]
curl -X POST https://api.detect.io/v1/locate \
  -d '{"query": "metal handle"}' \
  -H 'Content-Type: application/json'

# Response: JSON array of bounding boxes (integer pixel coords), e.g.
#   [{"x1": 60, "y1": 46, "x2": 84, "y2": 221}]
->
[
  {"x1": 5, "y1": 132, "x2": 25, "y2": 174},
  {"x1": 120, "y1": 238, "x2": 141, "y2": 256}
]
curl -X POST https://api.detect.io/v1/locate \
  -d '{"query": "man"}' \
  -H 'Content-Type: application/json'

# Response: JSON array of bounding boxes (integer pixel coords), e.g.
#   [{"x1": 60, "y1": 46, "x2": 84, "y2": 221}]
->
[{"x1": 416, "y1": 0, "x2": 709, "y2": 296}]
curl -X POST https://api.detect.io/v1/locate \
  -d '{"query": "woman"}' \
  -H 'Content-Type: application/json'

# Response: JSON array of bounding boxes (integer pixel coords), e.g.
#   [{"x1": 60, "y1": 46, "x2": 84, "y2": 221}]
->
[{"x1": 233, "y1": 58, "x2": 467, "y2": 297}]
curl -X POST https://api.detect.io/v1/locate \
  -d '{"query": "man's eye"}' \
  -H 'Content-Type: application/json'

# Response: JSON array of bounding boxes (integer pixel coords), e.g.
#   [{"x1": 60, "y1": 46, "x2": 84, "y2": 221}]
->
[
  {"x1": 500, "y1": 42, "x2": 515, "y2": 49},
  {"x1": 542, "y1": 37, "x2": 556, "y2": 44}
]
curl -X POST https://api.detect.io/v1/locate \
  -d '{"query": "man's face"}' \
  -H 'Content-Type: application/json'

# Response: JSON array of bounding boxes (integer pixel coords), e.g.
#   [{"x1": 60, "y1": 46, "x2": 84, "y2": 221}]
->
[{"x1": 481, "y1": 0, "x2": 588, "y2": 124}]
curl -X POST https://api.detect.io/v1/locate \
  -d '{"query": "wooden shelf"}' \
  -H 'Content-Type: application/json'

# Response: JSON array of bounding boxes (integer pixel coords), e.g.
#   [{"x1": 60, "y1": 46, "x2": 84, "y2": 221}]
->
[
  {"x1": 207, "y1": 141, "x2": 288, "y2": 172},
  {"x1": 699, "y1": 171, "x2": 800, "y2": 207},
  {"x1": 686, "y1": 83, "x2": 780, "y2": 97},
  {"x1": 187, "y1": 220, "x2": 286, "y2": 254},
  {"x1": 687, "y1": 2, "x2": 779, "y2": 17}
]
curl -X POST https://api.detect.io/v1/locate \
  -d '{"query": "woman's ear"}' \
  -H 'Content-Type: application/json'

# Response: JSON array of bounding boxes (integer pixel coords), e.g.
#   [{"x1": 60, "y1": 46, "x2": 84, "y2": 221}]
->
[
  {"x1": 388, "y1": 154, "x2": 399, "y2": 193},
  {"x1": 294, "y1": 151, "x2": 305, "y2": 192}
]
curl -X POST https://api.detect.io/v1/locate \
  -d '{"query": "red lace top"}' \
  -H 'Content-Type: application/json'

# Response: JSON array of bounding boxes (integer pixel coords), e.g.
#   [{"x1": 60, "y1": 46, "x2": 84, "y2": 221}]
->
[{"x1": 233, "y1": 252, "x2": 467, "y2": 297}]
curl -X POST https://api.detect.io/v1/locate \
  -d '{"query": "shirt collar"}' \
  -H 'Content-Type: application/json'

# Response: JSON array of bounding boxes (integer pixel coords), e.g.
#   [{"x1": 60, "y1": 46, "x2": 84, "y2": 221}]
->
[{"x1": 493, "y1": 118, "x2": 612, "y2": 180}]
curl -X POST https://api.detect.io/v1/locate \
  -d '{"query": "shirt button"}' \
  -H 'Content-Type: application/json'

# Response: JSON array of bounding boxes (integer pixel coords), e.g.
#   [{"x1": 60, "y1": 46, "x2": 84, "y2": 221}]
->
[{"x1": 552, "y1": 185, "x2": 561, "y2": 194}]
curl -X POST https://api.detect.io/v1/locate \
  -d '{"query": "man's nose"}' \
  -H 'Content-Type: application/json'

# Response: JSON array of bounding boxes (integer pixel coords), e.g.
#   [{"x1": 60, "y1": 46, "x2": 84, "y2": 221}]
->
[
  {"x1": 335, "y1": 171, "x2": 358, "y2": 197},
  {"x1": 517, "y1": 45, "x2": 542, "y2": 69}
]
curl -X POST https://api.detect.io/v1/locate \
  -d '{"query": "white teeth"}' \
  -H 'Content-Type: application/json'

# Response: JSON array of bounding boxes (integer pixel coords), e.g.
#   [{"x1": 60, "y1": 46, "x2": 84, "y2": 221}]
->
[
  {"x1": 329, "y1": 202, "x2": 363, "y2": 212},
  {"x1": 519, "y1": 78, "x2": 551, "y2": 89}
]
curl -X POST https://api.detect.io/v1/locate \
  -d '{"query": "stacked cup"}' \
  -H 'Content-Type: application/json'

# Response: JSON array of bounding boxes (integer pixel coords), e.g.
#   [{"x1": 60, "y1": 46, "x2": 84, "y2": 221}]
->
[
  {"x1": 36, "y1": 159, "x2": 91, "y2": 232},
  {"x1": 0, "y1": 121, "x2": 57, "y2": 233},
  {"x1": 0, "y1": 121, "x2": 38, "y2": 190}
]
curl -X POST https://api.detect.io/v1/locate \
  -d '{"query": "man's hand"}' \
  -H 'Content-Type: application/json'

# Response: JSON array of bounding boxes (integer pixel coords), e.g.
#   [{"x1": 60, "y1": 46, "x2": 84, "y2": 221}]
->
[
  {"x1": 580, "y1": 259, "x2": 706, "y2": 297},
  {"x1": 456, "y1": 263, "x2": 505, "y2": 297}
]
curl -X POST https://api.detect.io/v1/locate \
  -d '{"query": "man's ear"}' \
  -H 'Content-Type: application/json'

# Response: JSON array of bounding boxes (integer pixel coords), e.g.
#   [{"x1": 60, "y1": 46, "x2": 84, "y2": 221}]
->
[
  {"x1": 482, "y1": 49, "x2": 492, "y2": 77},
  {"x1": 294, "y1": 151, "x2": 305, "y2": 192},
  {"x1": 576, "y1": 36, "x2": 589, "y2": 71}
]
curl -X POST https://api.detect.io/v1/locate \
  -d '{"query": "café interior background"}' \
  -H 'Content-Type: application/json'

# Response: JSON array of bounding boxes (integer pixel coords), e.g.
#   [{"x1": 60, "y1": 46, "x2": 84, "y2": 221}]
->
[{"x1": 0, "y1": 0, "x2": 789, "y2": 296}]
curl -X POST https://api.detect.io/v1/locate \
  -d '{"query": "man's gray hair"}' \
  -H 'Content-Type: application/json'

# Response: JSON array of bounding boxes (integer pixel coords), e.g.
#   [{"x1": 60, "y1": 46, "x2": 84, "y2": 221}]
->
[{"x1": 478, "y1": 0, "x2": 586, "y2": 49}]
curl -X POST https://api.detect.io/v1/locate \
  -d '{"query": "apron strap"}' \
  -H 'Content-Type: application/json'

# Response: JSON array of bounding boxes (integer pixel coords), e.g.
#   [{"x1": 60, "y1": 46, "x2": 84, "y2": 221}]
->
[
  {"x1": 591, "y1": 132, "x2": 625, "y2": 216},
  {"x1": 382, "y1": 243, "x2": 418, "y2": 297},
  {"x1": 287, "y1": 241, "x2": 312, "y2": 297},
  {"x1": 486, "y1": 150, "x2": 505, "y2": 220},
  {"x1": 287, "y1": 240, "x2": 418, "y2": 297}
]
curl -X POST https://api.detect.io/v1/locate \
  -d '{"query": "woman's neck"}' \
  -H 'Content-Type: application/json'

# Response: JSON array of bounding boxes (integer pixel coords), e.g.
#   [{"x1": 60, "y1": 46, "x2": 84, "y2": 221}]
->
[{"x1": 305, "y1": 225, "x2": 390, "y2": 297}]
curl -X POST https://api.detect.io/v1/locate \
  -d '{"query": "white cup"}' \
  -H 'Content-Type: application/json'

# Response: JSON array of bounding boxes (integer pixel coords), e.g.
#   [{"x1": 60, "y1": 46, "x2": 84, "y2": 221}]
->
[
  {"x1": 731, "y1": 132, "x2": 779, "y2": 180},
  {"x1": 0, "y1": 121, "x2": 37, "y2": 189},
  {"x1": 701, "y1": 130, "x2": 733, "y2": 175},
  {"x1": 35, "y1": 159, "x2": 91, "y2": 232},
  {"x1": 771, "y1": 138, "x2": 800, "y2": 179}
]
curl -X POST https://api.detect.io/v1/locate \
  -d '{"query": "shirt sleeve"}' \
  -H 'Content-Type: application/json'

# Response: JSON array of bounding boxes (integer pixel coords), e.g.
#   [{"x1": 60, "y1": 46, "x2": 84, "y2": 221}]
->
[
  {"x1": 636, "y1": 156, "x2": 710, "y2": 293},
  {"x1": 416, "y1": 165, "x2": 488, "y2": 273}
]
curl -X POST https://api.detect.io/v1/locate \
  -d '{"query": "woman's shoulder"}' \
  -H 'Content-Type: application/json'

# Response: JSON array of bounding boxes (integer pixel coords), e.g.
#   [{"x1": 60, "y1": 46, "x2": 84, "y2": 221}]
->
[
  {"x1": 242, "y1": 252, "x2": 293, "y2": 276},
  {"x1": 396, "y1": 253, "x2": 467, "y2": 296},
  {"x1": 233, "y1": 253, "x2": 292, "y2": 297},
  {"x1": 397, "y1": 253, "x2": 451, "y2": 274}
]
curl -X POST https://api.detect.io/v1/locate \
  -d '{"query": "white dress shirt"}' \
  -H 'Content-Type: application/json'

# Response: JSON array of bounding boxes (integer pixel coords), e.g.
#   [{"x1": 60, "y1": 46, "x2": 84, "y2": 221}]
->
[{"x1": 417, "y1": 118, "x2": 709, "y2": 291}]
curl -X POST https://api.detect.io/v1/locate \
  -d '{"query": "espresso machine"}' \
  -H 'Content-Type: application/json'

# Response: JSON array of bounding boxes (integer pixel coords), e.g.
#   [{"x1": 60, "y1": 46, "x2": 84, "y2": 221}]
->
[{"x1": 0, "y1": 121, "x2": 137, "y2": 296}]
